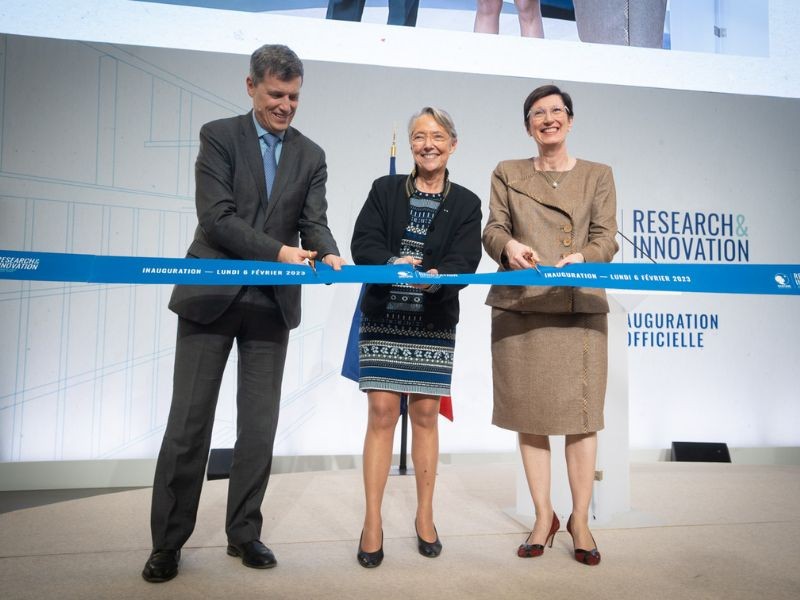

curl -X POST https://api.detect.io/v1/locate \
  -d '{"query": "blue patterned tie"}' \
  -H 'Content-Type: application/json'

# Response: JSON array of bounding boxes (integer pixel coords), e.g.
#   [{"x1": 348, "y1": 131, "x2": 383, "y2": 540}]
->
[{"x1": 262, "y1": 132, "x2": 279, "y2": 200}]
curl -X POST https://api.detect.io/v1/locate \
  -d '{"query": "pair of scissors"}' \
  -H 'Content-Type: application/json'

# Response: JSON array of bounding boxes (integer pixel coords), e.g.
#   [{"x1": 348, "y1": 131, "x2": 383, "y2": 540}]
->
[{"x1": 526, "y1": 254, "x2": 542, "y2": 274}]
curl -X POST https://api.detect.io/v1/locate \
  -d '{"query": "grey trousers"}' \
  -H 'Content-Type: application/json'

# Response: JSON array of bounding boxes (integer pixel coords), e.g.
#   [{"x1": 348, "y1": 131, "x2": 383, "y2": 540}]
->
[
  {"x1": 573, "y1": 0, "x2": 668, "y2": 48},
  {"x1": 150, "y1": 300, "x2": 289, "y2": 549}
]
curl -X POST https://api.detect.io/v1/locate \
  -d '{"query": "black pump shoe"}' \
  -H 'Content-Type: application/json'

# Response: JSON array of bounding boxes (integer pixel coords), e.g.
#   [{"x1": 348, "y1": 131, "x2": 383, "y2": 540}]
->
[
  {"x1": 415, "y1": 519, "x2": 442, "y2": 558},
  {"x1": 357, "y1": 530, "x2": 384, "y2": 568}
]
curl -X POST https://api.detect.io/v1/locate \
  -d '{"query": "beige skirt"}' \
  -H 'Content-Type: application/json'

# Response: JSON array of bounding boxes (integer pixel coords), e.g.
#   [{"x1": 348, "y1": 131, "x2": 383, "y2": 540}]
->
[{"x1": 490, "y1": 308, "x2": 608, "y2": 435}]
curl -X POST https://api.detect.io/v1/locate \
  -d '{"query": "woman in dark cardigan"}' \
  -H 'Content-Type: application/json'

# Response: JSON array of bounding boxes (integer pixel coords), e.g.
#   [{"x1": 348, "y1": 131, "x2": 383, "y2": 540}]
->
[{"x1": 350, "y1": 106, "x2": 482, "y2": 568}]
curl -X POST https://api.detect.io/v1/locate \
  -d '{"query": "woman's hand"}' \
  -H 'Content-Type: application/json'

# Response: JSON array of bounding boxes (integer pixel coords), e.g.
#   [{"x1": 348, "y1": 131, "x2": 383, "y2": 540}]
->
[
  {"x1": 503, "y1": 239, "x2": 541, "y2": 270},
  {"x1": 555, "y1": 252, "x2": 585, "y2": 267},
  {"x1": 394, "y1": 256, "x2": 422, "y2": 267},
  {"x1": 413, "y1": 268, "x2": 438, "y2": 290},
  {"x1": 321, "y1": 254, "x2": 346, "y2": 271}
]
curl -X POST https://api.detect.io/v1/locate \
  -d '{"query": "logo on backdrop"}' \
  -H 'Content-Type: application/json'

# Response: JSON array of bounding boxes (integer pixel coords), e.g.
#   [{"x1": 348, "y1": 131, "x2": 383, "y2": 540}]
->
[
  {"x1": 628, "y1": 209, "x2": 749, "y2": 263},
  {"x1": 0, "y1": 255, "x2": 40, "y2": 272},
  {"x1": 621, "y1": 209, "x2": 747, "y2": 349}
]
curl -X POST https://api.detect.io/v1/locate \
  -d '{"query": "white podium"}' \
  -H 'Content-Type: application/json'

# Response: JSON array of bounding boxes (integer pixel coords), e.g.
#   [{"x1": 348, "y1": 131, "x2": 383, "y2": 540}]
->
[{"x1": 512, "y1": 291, "x2": 655, "y2": 526}]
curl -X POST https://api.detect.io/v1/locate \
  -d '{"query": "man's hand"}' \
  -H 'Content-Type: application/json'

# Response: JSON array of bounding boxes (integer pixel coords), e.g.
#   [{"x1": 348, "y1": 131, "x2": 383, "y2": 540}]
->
[{"x1": 278, "y1": 245, "x2": 317, "y2": 264}]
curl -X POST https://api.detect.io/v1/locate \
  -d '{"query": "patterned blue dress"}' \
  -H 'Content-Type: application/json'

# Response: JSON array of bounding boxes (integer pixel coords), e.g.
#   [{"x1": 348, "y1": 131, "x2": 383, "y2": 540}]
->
[{"x1": 358, "y1": 189, "x2": 456, "y2": 396}]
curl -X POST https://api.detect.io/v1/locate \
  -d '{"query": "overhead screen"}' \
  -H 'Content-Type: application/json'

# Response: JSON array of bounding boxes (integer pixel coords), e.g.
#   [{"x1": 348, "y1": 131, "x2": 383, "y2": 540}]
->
[{"x1": 2, "y1": 0, "x2": 798, "y2": 98}]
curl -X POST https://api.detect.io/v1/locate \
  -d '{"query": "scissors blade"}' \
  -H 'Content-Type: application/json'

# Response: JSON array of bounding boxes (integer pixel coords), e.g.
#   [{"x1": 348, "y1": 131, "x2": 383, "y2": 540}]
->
[{"x1": 526, "y1": 256, "x2": 541, "y2": 274}]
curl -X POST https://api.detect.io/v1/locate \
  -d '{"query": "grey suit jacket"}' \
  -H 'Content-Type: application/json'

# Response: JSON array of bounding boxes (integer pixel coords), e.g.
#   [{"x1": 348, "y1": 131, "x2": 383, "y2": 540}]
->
[{"x1": 169, "y1": 112, "x2": 340, "y2": 329}]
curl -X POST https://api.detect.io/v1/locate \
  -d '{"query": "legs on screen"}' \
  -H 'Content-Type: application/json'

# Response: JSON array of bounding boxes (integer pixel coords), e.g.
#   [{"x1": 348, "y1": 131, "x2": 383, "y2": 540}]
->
[
  {"x1": 327, "y1": 0, "x2": 419, "y2": 26},
  {"x1": 387, "y1": 0, "x2": 419, "y2": 27},
  {"x1": 573, "y1": 0, "x2": 667, "y2": 48},
  {"x1": 326, "y1": 0, "x2": 366, "y2": 22},
  {"x1": 474, "y1": 0, "x2": 544, "y2": 38}
]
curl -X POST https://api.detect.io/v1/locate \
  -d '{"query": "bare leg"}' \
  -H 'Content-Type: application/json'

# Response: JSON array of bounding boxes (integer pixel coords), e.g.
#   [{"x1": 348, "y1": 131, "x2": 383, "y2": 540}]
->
[
  {"x1": 409, "y1": 394, "x2": 440, "y2": 541},
  {"x1": 514, "y1": 0, "x2": 544, "y2": 38},
  {"x1": 474, "y1": 0, "x2": 502, "y2": 34},
  {"x1": 362, "y1": 391, "x2": 401, "y2": 552},
  {"x1": 519, "y1": 432, "x2": 555, "y2": 544},
  {"x1": 565, "y1": 432, "x2": 598, "y2": 550}
]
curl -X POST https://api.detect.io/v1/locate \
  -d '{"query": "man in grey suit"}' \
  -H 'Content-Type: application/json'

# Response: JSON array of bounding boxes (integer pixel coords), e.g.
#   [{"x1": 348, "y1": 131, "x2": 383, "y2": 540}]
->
[{"x1": 142, "y1": 44, "x2": 345, "y2": 583}]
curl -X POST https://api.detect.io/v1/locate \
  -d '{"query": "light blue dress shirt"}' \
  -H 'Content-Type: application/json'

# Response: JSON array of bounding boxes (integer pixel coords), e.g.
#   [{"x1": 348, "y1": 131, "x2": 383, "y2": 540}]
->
[{"x1": 252, "y1": 112, "x2": 284, "y2": 164}]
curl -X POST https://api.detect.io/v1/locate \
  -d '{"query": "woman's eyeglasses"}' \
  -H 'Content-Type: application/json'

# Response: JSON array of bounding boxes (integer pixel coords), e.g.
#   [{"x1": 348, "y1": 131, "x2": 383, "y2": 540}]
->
[{"x1": 527, "y1": 106, "x2": 570, "y2": 122}]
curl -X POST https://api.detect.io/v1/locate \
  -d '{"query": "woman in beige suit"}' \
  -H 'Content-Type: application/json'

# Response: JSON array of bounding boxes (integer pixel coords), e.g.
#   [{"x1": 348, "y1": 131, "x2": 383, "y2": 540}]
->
[{"x1": 482, "y1": 84, "x2": 618, "y2": 566}]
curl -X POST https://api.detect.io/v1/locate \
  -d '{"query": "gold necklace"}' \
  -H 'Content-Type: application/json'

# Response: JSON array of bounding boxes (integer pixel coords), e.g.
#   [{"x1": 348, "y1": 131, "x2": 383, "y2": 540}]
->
[{"x1": 535, "y1": 158, "x2": 570, "y2": 189}]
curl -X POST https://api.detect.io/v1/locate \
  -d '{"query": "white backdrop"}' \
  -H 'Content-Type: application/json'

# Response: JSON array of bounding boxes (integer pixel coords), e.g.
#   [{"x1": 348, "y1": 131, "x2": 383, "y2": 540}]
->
[{"x1": 0, "y1": 6, "x2": 799, "y2": 463}]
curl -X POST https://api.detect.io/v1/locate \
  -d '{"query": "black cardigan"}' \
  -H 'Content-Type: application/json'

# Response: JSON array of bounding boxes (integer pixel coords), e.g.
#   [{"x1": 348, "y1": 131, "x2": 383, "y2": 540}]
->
[{"x1": 350, "y1": 173, "x2": 483, "y2": 328}]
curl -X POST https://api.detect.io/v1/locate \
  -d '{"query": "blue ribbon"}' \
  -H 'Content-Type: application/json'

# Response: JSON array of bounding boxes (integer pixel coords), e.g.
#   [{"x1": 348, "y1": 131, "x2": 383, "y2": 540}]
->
[{"x1": 1, "y1": 250, "x2": 798, "y2": 295}]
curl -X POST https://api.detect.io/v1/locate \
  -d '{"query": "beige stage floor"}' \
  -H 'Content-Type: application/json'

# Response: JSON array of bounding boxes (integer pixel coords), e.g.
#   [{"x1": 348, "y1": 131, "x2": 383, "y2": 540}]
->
[{"x1": 1, "y1": 461, "x2": 799, "y2": 600}]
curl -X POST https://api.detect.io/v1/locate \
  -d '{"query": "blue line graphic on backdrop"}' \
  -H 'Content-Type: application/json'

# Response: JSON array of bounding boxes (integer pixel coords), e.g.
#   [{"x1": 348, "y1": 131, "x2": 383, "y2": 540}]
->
[{"x1": 0, "y1": 250, "x2": 799, "y2": 295}]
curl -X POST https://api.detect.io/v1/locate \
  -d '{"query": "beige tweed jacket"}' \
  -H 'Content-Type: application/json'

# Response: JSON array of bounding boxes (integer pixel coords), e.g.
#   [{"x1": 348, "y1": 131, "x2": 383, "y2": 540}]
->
[{"x1": 482, "y1": 158, "x2": 619, "y2": 314}]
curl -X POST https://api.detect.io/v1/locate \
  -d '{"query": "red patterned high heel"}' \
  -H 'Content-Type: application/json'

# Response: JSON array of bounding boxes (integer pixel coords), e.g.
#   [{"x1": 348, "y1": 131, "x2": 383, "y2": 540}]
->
[
  {"x1": 566, "y1": 514, "x2": 601, "y2": 566},
  {"x1": 517, "y1": 512, "x2": 560, "y2": 558}
]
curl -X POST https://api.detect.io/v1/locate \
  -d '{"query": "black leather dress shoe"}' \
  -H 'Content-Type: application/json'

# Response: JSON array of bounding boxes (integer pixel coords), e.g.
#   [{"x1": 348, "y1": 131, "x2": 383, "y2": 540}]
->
[
  {"x1": 227, "y1": 540, "x2": 277, "y2": 569},
  {"x1": 141, "y1": 549, "x2": 180, "y2": 583}
]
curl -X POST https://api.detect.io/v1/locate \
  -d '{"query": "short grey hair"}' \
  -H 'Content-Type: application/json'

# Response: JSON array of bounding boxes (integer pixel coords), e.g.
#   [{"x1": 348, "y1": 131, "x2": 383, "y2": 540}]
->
[
  {"x1": 250, "y1": 44, "x2": 304, "y2": 84},
  {"x1": 407, "y1": 106, "x2": 458, "y2": 142}
]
